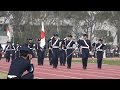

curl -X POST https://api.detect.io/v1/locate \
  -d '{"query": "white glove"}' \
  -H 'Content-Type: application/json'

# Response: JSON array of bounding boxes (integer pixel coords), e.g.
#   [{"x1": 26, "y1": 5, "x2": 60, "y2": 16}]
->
[
  {"x1": 89, "y1": 51, "x2": 93, "y2": 55},
  {"x1": 29, "y1": 64, "x2": 34, "y2": 73}
]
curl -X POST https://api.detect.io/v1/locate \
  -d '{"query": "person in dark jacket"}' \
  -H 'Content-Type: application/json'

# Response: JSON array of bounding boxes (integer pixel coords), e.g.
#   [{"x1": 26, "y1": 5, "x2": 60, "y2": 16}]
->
[
  {"x1": 35, "y1": 39, "x2": 46, "y2": 66},
  {"x1": 77, "y1": 34, "x2": 91, "y2": 70},
  {"x1": 7, "y1": 46, "x2": 34, "y2": 79},
  {"x1": 92, "y1": 39, "x2": 106, "y2": 69}
]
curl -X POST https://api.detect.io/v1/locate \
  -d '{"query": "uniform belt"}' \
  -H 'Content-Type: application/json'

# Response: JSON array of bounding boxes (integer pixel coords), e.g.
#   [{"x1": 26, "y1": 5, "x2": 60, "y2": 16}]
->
[
  {"x1": 81, "y1": 46, "x2": 89, "y2": 49},
  {"x1": 49, "y1": 48, "x2": 52, "y2": 49},
  {"x1": 97, "y1": 49, "x2": 103, "y2": 51},
  {"x1": 6, "y1": 49, "x2": 15, "y2": 51},
  {"x1": 52, "y1": 46, "x2": 59, "y2": 48},
  {"x1": 7, "y1": 75, "x2": 17, "y2": 79},
  {"x1": 67, "y1": 47, "x2": 73, "y2": 49},
  {"x1": 60, "y1": 48, "x2": 66, "y2": 50}
]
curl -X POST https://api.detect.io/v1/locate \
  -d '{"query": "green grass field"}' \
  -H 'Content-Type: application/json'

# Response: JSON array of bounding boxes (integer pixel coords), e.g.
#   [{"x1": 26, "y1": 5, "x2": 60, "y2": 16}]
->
[
  {"x1": 73, "y1": 59, "x2": 120, "y2": 66},
  {"x1": 0, "y1": 72, "x2": 7, "y2": 79}
]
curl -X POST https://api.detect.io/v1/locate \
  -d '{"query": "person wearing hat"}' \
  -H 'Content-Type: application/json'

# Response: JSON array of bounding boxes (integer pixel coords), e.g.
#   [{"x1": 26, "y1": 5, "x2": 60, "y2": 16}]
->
[
  {"x1": 92, "y1": 39, "x2": 106, "y2": 69},
  {"x1": 15, "y1": 42, "x2": 21, "y2": 59},
  {"x1": 77, "y1": 34, "x2": 91, "y2": 70},
  {"x1": 24, "y1": 38, "x2": 34, "y2": 58},
  {"x1": 47, "y1": 36, "x2": 54, "y2": 65},
  {"x1": 4, "y1": 41, "x2": 16, "y2": 62},
  {"x1": 7, "y1": 46, "x2": 34, "y2": 79},
  {"x1": 59, "y1": 38, "x2": 67, "y2": 66},
  {"x1": 49, "y1": 33, "x2": 61, "y2": 68},
  {"x1": 66, "y1": 34, "x2": 75, "y2": 69},
  {"x1": 35, "y1": 39, "x2": 46, "y2": 66}
]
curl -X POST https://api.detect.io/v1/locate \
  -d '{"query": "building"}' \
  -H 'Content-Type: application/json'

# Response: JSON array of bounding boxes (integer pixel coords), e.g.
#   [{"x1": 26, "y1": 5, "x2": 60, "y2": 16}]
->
[{"x1": 0, "y1": 16, "x2": 12, "y2": 50}]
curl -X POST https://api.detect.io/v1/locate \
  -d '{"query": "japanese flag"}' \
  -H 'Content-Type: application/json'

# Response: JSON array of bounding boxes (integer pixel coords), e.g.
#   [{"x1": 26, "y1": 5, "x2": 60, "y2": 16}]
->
[
  {"x1": 7, "y1": 25, "x2": 13, "y2": 42},
  {"x1": 40, "y1": 22, "x2": 45, "y2": 48}
]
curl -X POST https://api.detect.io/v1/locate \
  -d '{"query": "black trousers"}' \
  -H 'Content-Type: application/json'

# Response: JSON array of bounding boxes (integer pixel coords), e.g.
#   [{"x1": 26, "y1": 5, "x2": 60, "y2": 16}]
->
[
  {"x1": 52, "y1": 48, "x2": 59, "y2": 68},
  {"x1": 59, "y1": 50, "x2": 66, "y2": 65},
  {"x1": 5, "y1": 51, "x2": 10, "y2": 62},
  {"x1": 97, "y1": 51, "x2": 103, "y2": 68},
  {"x1": 37, "y1": 50, "x2": 45, "y2": 65},
  {"x1": 11, "y1": 51, "x2": 15, "y2": 61},
  {"x1": 67, "y1": 49, "x2": 73, "y2": 68},
  {"x1": 81, "y1": 49, "x2": 89, "y2": 68},
  {"x1": 49, "y1": 49, "x2": 53, "y2": 65},
  {"x1": 21, "y1": 73, "x2": 34, "y2": 79},
  {"x1": 16, "y1": 51, "x2": 20, "y2": 59}
]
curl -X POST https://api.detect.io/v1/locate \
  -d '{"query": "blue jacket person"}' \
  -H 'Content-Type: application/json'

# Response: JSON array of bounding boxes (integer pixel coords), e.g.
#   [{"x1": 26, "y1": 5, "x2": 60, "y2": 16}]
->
[
  {"x1": 4, "y1": 42, "x2": 16, "y2": 62},
  {"x1": 59, "y1": 38, "x2": 67, "y2": 66},
  {"x1": 50, "y1": 33, "x2": 61, "y2": 69},
  {"x1": 47, "y1": 37, "x2": 53, "y2": 66},
  {"x1": 7, "y1": 46, "x2": 34, "y2": 79},
  {"x1": 24, "y1": 38, "x2": 34, "y2": 57},
  {"x1": 92, "y1": 39, "x2": 106, "y2": 69},
  {"x1": 66, "y1": 35, "x2": 75, "y2": 69},
  {"x1": 35, "y1": 39, "x2": 46, "y2": 66},
  {"x1": 77, "y1": 34, "x2": 91, "y2": 70},
  {"x1": 15, "y1": 42, "x2": 21, "y2": 59}
]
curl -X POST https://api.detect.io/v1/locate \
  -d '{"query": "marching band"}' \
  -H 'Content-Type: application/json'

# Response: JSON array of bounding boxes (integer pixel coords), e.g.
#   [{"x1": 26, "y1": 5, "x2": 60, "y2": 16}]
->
[
  {"x1": 0, "y1": 32, "x2": 108, "y2": 79},
  {"x1": 1, "y1": 33, "x2": 106, "y2": 69}
]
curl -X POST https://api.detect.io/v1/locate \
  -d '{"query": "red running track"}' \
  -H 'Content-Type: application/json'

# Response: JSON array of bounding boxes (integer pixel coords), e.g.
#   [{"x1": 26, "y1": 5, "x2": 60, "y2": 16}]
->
[{"x1": 0, "y1": 58, "x2": 120, "y2": 79}]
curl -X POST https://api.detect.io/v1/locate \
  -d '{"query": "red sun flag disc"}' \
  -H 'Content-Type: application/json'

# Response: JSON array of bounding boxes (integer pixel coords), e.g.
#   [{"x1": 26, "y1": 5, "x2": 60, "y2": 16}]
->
[{"x1": 41, "y1": 31, "x2": 45, "y2": 39}]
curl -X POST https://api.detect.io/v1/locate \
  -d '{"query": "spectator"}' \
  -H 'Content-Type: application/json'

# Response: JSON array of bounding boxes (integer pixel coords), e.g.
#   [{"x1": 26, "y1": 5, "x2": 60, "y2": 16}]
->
[
  {"x1": 114, "y1": 46, "x2": 119, "y2": 57},
  {"x1": 106, "y1": 48, "x2": 111, "y2": 58},
  {"x1": 110, "y1": 48, "x2": 114, "y2": 57}
]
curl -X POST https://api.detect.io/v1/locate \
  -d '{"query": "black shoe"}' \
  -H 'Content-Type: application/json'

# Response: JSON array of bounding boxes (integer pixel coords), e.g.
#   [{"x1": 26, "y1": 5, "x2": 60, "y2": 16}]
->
[
  {"x1": 38, "y1": 63, "x2": 42, "y2": 66},
  {"x1": 98, "y1": 67, "x2": 101, "y2": 69},
  {"x1": 63, "y1": 64, "x2": 65, "y2": 66},
  {"x1": 53, "y1": 66, "x2": 57, "y2": 69},
  {"x1": 67, "y1": 66, "x2": 71, "y2": 69},
  {"x1": 60, "y1": 64, "x2": 63, "y2": 66},
  {"x1": 83, "y1": 66, "x2": 87, "y2": 70},
  {"x1": 50, "y1": 63, "x2": 53, "y2": 65}
]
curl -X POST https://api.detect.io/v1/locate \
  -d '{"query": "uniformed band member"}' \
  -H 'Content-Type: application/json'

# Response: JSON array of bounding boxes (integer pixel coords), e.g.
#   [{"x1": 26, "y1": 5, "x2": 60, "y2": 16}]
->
[
  {"x1": 7, "y1": 46, "x2": 34, "y2": 79},
  {"x1": 66, "y1": 35, "x2": 75, "y2": 69},
  {"x1": 77, "y1": 34, "x2": 91, "y2": 70},
  {"x1": 33, "y1": 43, "x2": 37, "y2": 58},
  {"x1": 59, "y1": 38, "x2": 67, "y2": 66},
  {"x1": 4, "y1": 42, "x2": 16, "y2": 62},
  {"x1": 15, "y1": 42, "x2": 21, "y2": 59},
  {"x1": 48, "y1": 36, "x2": 53, "y2": 65},
  {"x1": 24, "y1": 38, "x2": 34, "y2": 57},
  {"x1": 35, "y1": 39, "x2": 46, "y2": 66},
  {"x1": 0, "y1": 44, "x2": 3, "y2": 60},
  {"x1": 92, "y1": 39, "x2": 106, "y2": 69},
  {"x1": 50, "y1": 33, "x2": 61, "y2": 69}
]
